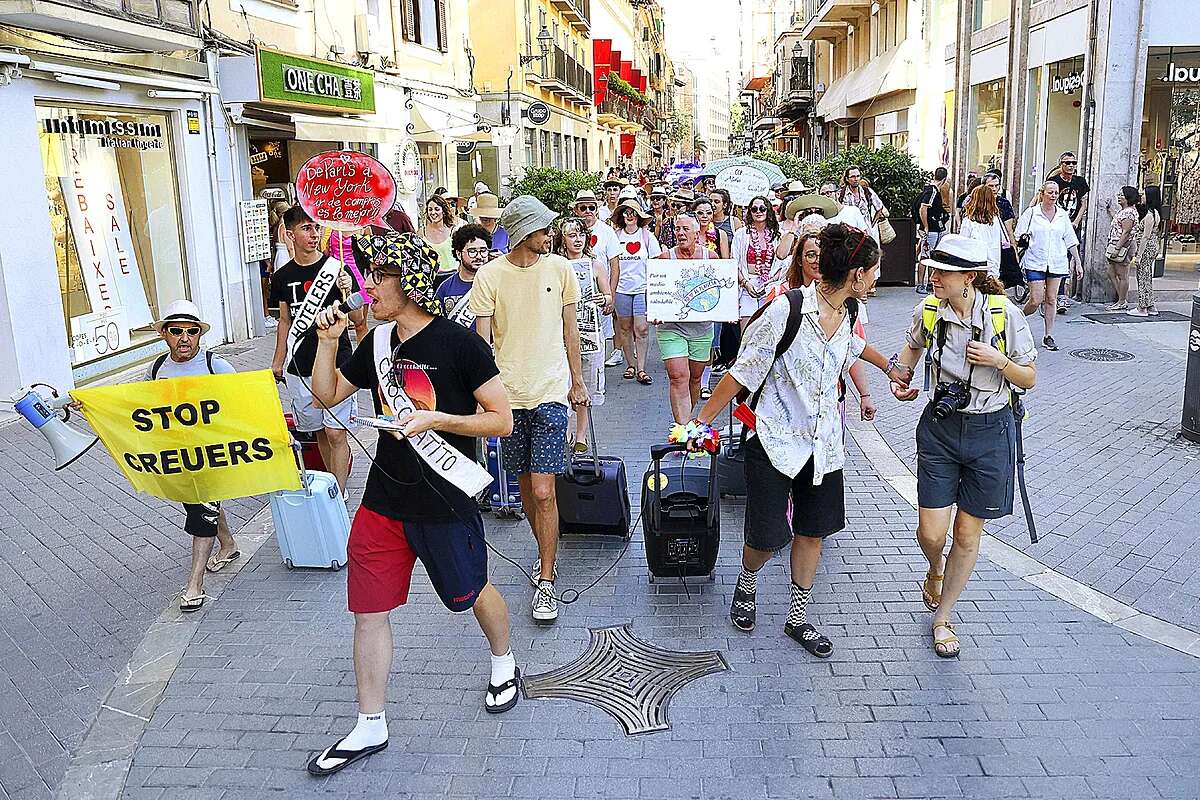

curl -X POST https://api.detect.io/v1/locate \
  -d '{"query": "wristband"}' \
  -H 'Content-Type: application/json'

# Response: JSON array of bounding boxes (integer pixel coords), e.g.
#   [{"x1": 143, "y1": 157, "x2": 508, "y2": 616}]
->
[
  {"x1": 668, "y1": 419, "x2": 721, "y2": 454},
  {"x1": 885, "y1": 353, "x2": 901, "y2": 375}
]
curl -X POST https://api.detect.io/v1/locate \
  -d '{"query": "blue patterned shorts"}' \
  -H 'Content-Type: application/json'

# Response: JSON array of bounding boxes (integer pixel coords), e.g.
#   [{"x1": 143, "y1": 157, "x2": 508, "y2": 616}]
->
[{"x1": 503, "y1": 402, "x2": 569, "y2": 476}]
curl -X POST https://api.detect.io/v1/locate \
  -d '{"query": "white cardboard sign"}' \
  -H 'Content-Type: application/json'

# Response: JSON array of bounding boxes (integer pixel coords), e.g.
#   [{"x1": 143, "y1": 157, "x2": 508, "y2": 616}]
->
[{"x1": 646, "y1": 259, "x2": 738, "y2": 323}]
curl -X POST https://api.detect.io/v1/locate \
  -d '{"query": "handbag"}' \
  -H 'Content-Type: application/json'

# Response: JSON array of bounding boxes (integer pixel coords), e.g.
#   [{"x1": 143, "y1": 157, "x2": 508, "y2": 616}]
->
[
  {"x1": 878, "y1": 218, "x2": 897, "y2": 245},
  {"x1": 1105, "y1": 242, "x2": 1130, "y2": 262}
]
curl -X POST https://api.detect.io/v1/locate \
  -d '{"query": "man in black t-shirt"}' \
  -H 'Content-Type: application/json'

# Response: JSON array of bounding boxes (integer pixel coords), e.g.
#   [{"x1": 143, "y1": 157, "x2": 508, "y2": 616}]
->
[
  {"x1": 268, "y1": 206, "x2": 362, "y2": 492},
  {"x1": 1047, "y1": 152, "x2": 1089, "y2": 303},
  {"x1": 304, "y1": 232, "x2": 518, "y2": 778},
  {"x1": 916, "y1": 167, "x2": 950, "y2": 292}
]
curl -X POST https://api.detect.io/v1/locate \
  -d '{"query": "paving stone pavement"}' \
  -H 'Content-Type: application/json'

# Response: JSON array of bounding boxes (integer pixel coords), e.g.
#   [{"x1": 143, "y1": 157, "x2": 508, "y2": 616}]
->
[
  {"x1": 116, "y1": 329, "x2": 1200, "y2": 800},
  {"x1": 861, "y1": 288, "x2": 1200, "y2": 634},
  {"x1": 0, "y1": 338, "x2": 282, "y2": 800}
]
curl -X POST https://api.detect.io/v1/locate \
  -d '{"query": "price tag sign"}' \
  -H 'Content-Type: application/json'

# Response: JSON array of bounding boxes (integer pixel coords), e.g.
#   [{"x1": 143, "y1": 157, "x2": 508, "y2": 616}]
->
[{"x1": 70, "y1": 307, "x2": 128, "y2": 362}]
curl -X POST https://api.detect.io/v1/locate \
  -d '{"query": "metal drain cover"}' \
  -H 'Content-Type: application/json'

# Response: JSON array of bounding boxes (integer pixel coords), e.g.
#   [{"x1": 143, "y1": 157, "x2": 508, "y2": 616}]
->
[
  {"x1": 522, "y1": 625, "x2": 728, "y2": 735},
  {"x1": 1069, "y1": 347, "x2": 1135, "y2": 362}
]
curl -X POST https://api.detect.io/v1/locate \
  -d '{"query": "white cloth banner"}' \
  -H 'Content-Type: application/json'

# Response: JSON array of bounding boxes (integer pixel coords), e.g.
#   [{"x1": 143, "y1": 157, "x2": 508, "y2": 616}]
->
[
  {"x1": 646, "y1": 258, "x2": 739, "y2": 323},
  {"x1": 372, "y1": 321, "x2": 493, "y2": 498},
  {"x1": 285, "y1": 257, "x2": 345, "y2": 370}
]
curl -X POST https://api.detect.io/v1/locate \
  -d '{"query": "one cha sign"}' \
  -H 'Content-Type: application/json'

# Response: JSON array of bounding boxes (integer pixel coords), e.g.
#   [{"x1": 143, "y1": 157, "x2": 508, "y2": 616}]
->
[
  {"x1": 526, "y1": 101, "x2": 551, "y2": 126},
  {"x1": 296, "y1": 150, "x2": 397, "y2": 231}
]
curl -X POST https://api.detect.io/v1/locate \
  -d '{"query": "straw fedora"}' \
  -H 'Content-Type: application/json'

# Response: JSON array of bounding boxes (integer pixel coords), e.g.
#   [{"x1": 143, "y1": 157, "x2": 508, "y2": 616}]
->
[
  {"x1": 784, "y1": 193, "x2": 838, "y2": 221},
  {"x1": 921, "y1": 234, "x2": 990, "y2": 272},
  {"x1": 153, "y1": 299, "x2": 210, "y2": 336},
  {"x1": 473, "y1": 193, "x2": 503, "y2": 219},
  {"x1": 611, "y1": 198, "x2": 651, "y2": 223}
]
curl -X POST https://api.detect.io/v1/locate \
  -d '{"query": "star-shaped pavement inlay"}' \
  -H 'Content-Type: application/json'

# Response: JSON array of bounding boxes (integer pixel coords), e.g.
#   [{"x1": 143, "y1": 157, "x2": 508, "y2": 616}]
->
[{"x1": 522, "y1": 625, "x2": 728, "y2": 735}]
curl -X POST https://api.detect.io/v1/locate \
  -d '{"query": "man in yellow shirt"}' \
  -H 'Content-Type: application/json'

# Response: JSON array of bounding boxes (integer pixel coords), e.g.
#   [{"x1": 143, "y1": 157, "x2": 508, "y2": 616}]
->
[{"x1": 472, "y1": 196, "x2": 589, "y2": 624}]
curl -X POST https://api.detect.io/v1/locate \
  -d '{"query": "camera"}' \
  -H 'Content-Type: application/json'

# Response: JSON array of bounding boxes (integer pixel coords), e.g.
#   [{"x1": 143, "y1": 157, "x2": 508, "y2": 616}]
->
[{"x1": 931, "y1": 380, "x2": 971, "y2": 420}]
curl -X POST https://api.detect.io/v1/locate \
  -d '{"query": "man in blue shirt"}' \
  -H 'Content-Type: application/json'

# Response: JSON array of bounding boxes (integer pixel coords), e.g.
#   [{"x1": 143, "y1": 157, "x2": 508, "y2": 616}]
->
[{"x1": 435, "y1": 223, "x2": 492, "y2": 329}]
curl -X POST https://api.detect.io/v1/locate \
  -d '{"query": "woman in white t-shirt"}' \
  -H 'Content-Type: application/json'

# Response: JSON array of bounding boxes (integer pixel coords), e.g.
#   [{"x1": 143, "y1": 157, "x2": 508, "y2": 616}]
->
[
  {"x1": 732, "y1": 195, "x2": 785, "y2": 329},
  {"x1": 958, "y1": 185, "x2": 1004, "y2": 278},
  {"x1": 610, "y1": 199, "x2": 662, "y2": 385},
  {"x1": 1015, "y1": 181, "x2": 1080, "y2": 351}
]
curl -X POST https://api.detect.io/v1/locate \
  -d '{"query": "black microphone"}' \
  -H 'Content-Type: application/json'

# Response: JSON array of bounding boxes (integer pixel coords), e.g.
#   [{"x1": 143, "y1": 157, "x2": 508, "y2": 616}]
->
[{"x1": 337, "y1": 293, "x2": 366, "y2": 314}]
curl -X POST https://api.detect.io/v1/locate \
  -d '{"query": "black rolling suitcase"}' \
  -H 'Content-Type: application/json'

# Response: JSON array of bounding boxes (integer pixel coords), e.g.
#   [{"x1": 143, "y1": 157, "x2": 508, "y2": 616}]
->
[
  {"x1": 556, "y1": 415, "x2": 632, "y2": 539},
  {"x1": 641, "y1": 443, "x2": 720, "y2": 582},
  {"x1": 716, "y1": 407, "x2": 747, "y2": 498}
]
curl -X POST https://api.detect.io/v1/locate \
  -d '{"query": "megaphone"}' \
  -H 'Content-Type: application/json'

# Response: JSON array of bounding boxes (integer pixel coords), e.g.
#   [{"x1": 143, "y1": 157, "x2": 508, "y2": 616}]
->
[{"x1": 10, "y1": 384, "x2": 99, "y2": 470}]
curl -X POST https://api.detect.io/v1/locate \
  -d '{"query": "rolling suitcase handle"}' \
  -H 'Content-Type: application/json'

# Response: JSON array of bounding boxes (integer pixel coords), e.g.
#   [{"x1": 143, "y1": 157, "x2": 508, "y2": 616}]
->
[
  {"x1": 648, "y1": 443, "x2": 719, "y2": 531},
  {"x1": 288, "y1": 436, "x2": 312, "y2": 498},
  {"x1": 565, "y1": 412, "x2": 604, "y2": 486}
]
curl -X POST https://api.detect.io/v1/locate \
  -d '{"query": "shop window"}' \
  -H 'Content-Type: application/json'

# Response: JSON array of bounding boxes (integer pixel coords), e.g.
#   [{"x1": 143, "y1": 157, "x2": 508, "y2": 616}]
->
[
  {"x1": 553, "y1": 133, "x2": 563, "y2": 168},
  {"x1": 968, "y1": 79, "x2": 1006, "y2": 173},
  {"x1": 38, "y1": 103, "x2": 189, "y2": 369},
  {"x1": 524, "y1": 127, "x2": 536, "y2": 166},
  {"x1": 973, "y1": 0, "x2": 1007, "y2": 30}
]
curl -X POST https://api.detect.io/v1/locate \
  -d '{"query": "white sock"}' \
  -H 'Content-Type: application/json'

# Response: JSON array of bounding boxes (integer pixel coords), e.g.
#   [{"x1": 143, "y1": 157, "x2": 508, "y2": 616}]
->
[
  {"x1": 339, "y1": 711, "x2": 387, "y2": 751},
  {"x1": 490, "y1": 650, "x2": 516, "y2": 686}
]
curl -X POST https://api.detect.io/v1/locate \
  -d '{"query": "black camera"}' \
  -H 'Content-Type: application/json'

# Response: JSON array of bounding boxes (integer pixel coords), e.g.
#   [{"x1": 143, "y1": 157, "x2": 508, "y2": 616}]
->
[{"x1": 932, "y1": 380, "x2": 971, "y2": 419}]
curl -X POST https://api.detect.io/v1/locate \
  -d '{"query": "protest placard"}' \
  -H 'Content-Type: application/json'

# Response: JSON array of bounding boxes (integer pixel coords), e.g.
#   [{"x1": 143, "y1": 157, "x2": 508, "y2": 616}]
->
[
  {"x1": 72, "y1": 371, "x2": 300, "y2": 503},
  {"x1": 646, "y1": 258, "x2": 739, "y2": 323},
  {"x1": 295, "y1": 150, "x2": 396, "y2": 231}
]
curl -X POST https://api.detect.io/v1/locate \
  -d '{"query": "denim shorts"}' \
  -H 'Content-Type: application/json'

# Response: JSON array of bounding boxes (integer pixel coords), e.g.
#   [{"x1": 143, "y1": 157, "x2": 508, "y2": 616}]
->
[
  {"x1": 916, "y1": 404, "x2": 1016, "y2": 519},
  {"x1": 1023, "y1": 268, "x2": 1066, "y2": 283},
  {"x1": 614, "y1": 291, "x2": 647, "y2": 318},
  {"x1": 503, "y1": 402, "x2": 569, "y2": 475}
]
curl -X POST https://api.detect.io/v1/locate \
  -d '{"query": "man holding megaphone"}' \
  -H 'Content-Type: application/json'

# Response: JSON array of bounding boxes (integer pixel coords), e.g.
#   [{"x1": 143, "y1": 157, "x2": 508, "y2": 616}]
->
[{"x1": 69, "y1": 300, "x2": 242, "y2": 611}]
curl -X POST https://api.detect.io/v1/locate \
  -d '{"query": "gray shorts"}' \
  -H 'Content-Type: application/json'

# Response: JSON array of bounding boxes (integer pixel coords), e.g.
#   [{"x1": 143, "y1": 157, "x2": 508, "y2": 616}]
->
[
  {"x1": 916, "y1": 404, "x2": 1016, "y2": 519},
  {"x1": 286, "y1": 372, "x2": 357, "y2": 433},
  {"x1": 614, "y1": 291, "x2": 646, "y2": 318}
]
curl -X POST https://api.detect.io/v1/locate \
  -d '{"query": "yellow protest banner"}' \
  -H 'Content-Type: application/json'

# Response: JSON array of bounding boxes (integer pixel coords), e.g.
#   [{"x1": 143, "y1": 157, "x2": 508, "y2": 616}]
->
[{"x1": 71, "y1": 370, "x2": 301, "y2": 503}]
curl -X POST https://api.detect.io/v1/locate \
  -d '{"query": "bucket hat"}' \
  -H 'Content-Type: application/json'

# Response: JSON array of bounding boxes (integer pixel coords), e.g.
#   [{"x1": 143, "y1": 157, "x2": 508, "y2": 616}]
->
[{"x1": 500, "y1": 195, "x2": 559, "y2": 245}]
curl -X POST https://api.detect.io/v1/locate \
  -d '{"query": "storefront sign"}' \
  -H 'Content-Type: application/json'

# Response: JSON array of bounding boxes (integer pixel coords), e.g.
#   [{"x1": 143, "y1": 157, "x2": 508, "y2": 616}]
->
[
  {"x1": 873, "y1": 111, "x2": 901, "y2": 135},
  {"x1": 394, "y1": 141, "x2": 421, "y2": 194},
  {"x1": 71, "y1": 371, "x2": 300, "y2": 504},
  {"x1": 238, "y1": 200, "x2": 271, "y2": 262},
  {"x1": 455, "y1": 140, "x2": 477, "y2": 156},
  {"x1": 69, "y1": 306, "x2": 128, "y2": 363},
  {"x1": 43, "y1": 116, "x2": 164, "y2": 150},
  {"x1": 1052, "y1": 71, "x2": 1084, "y2": 94},
  {"x1": 526, "y1": 101, "x2": 551, "y2": 126},
  {"x1": 59, "y1": 148, "x2": 154, "y2": 330},
  {"x1": 256, "y1": 47, "x2": 375, "y2": 114},
  {"x1": 187, "y1": 110, "x2": 200, "y2": 134},
  {"x1": 1163, "y1": 62, "x2": 1200, "y2": 84},
  {"x1": 295, "y1": 150, "x2": 396, "y2": 231}
]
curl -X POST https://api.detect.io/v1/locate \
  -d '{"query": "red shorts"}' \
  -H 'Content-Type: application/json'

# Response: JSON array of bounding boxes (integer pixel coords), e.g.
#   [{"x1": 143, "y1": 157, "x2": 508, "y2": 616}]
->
[{"x1": 347, "y1": 506, "x2": 488, "y2": 614}]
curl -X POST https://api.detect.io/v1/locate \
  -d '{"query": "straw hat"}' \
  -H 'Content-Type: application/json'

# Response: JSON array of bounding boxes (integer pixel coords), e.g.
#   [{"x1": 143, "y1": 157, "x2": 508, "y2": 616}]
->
[
  {"x1": 153, "y1": 299, "x2": 210, "y2": 336},
  {"x1": 784, "y1": 193, "x2": 838, "y2": 221},
  {"x1": 611, "y1": 198, "x2": 651, "y2": 223},
  {"x1": 572, "y1": 189, "x2": 601, "y2": 206},
  {"x1": 921, "y1": 235, "x2": 990, "y2": 272},
  {"x1": 473, "y1": 193, "x2": 504, "y2": 219}
]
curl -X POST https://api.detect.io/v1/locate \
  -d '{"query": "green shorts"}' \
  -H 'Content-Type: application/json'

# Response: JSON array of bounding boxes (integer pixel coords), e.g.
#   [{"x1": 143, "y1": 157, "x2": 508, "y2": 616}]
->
[{"x1": 657, "y1": 328, "x2": 712, "y2": 362}]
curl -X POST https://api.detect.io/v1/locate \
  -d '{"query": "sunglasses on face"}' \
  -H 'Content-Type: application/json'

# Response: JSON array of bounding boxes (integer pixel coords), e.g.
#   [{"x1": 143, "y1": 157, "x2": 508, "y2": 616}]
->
[
  {"x1": 166, "y1": 326, "x2": 201, "y2": 337},
  {"x1": 820, "y1": 188, "x2": 837, "y2": 196},
  {"x1": 750, "y1": 205, "x2": 768, "y2": 213},
  {"x1": 1061, "y1": 160, "x2": 1077, "y2": 166}
]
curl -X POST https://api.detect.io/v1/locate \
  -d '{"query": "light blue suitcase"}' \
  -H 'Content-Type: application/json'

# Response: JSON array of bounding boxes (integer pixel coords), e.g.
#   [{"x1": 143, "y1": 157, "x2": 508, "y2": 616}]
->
[{"x1": 270, "y1": 452, "x2": 351, "y2": 570}]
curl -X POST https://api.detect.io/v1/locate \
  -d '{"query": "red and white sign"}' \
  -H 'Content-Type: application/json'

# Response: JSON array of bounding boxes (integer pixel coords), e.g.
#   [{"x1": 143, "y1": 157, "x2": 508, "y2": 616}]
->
[{"x1": 295, "y1": 150, "x2": 396, "y2": 231}]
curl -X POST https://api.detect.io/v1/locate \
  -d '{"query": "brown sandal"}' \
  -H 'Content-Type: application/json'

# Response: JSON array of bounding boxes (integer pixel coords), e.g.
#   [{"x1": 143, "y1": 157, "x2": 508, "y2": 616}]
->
[
  {"x1": 623, "y1": 366, "x2": 636, "y2": 380},
  {"x1": 932, "y1": 622, "x2": 960, "y2": 658},
  {"x1": 919, "y1": 573, "x2": 943, "y2": 612},
  {"x1": 636, "y1": 371, "x2": 653, "y2": 385}
]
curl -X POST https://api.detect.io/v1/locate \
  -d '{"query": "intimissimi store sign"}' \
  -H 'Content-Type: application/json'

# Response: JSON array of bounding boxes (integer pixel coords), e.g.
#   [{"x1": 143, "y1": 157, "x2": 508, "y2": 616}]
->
[{"x1": 43, "y1": 116, "x2": 164, "y2": 150}]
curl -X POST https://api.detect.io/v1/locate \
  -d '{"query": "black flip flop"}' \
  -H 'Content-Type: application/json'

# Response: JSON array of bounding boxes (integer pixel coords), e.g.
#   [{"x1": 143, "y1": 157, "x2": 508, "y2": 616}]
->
[
  {"x1": 484, "y1": 667, "x2": 521, "y2": 714},
  {"x1": 785, "y1": 623, "x2": 833, "y2": 658},
  {"x1": 306, "y1": 738, "x2": 389, "y2": 776}
]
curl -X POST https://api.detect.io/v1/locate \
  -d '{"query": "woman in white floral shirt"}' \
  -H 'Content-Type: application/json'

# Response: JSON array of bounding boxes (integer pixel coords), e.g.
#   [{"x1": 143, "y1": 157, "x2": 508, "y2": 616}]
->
[{"x1": 692, "y1": 224, "x2": 912, "y2": 658}]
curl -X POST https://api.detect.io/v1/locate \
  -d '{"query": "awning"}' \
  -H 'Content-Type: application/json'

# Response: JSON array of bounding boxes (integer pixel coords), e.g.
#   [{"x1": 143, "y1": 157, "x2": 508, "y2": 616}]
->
[
  {"x1": 816, "y1": 42, "x2": 914, "y2": 122},
  {"x1": 290, "y1": 113, "x2": 404, "y2": 145}
]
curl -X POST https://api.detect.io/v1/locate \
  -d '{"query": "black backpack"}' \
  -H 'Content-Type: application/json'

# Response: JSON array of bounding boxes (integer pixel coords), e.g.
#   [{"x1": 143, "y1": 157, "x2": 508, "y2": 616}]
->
[{"x1": 150, "y1": 350, "x2": 216, "y2": 379}]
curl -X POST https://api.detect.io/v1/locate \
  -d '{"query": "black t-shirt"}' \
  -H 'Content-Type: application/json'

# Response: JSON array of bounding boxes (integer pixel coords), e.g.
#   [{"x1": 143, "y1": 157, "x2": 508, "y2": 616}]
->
[
  {"x1": 920, "y1": 185, "x2": 948, "y2": 233},
  {"x1": 339, "y1": 317, "x2": 500, "y2": 522},
  {"x1": 1047, "y1": 174, "x2": 1089, "y2": 221},
  {"x1": 996, "y1": 195, "x2": 1015, "y2": 222},
  {"x1": 268, "y1": 256, "x2": 357, "y2": 376}
]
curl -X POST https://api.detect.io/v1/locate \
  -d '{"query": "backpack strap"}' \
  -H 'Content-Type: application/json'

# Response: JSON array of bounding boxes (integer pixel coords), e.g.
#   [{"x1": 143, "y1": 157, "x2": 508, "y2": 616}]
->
[
  {"x1": 149, "y1": 353, "x2": 168, "y2": 380},
  {"x1": 205, "y1": 350, "x2": 217, "y2": 374},
  {"x1": 743, "y1": 289, "x2": 805, "y2": 410},
  {"x1": 986, "y1": 293, "x2": 1007, "y2": 356}
]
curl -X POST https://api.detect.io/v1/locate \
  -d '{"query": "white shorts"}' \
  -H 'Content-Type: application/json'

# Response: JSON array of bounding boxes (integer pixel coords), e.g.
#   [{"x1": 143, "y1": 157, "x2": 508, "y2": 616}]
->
[
  {"x1": 285, "y1": 372, "x2": 357, "y2": 433},
  {"x1": 739, "y1": 288, "x2": 766, "y2": 318}
]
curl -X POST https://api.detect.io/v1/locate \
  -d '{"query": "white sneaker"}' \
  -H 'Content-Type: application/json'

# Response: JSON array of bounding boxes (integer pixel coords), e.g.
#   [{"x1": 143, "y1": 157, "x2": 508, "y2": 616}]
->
[
  {"x1": 532, "y1": 580, "x2": 558, "y2": 624},
  {"x1": 604, "y1": 349, "x2": 625, "y2": 367},
  {"x1": 531, "y1": 559, "x2": 559, "y2": 586}
]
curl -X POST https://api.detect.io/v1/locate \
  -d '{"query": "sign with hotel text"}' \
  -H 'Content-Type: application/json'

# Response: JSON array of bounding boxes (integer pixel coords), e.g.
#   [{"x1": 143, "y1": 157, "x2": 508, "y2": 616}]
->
[{"x1": 256, "y1": 47, "x2": 375, "y2": 114}]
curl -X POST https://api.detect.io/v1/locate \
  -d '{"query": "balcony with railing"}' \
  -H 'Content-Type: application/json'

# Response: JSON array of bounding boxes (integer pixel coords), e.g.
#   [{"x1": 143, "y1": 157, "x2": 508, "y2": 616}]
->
[
  {"x1": 538, "y1": 45, "x2": 593, "y2": 104},
  {"x1": 773, "y1": 36, "x2": 814, "y2": 118},
  {"x1": 550, "y1": 0, "x2": 589, "y2": 32},
  {"x1": 798, "y1": 0, "x2": 867, "y2": 41},
  {"x1": 0, "y1": 0, "x2": 201, "y2": 50},
  {"x1": 596, "y1": 92, "x2": 644, "y2": 132}
]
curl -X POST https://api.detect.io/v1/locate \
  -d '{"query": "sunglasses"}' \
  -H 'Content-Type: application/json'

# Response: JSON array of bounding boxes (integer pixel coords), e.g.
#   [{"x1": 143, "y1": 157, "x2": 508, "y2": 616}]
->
[
  {"x1": 165, "y1": 326, "x2": 201, "y2": 337},
  {"x1": 576, "y1": 204, "x2": 597, "y2": 212},
  {"x1": 820, "y1": 188, "x2": 837, "y2": 196},
  {"x1": 1061, "y1": 160, "x2": 1077, "y2": 166},
  {"x1": 750, "y1": 205, "x2": 768, "y2": 213}
]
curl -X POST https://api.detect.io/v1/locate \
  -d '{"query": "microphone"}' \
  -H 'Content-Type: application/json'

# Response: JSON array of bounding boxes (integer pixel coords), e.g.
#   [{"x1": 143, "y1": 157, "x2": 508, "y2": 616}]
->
[{"x1": 337, "y1": 292, "x2": 366, "y2": 314}]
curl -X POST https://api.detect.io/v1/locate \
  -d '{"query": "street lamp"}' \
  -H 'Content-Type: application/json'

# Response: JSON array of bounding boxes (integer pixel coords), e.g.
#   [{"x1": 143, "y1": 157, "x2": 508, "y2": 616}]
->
[{"x1": 505, "y1": 25, "x2": 553, "y2": 126}]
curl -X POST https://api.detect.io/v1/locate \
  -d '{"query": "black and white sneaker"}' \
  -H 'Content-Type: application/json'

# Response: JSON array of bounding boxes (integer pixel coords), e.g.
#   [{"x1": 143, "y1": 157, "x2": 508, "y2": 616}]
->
[
  {"x1": 1042, "y1": 335, "x2": 1058, "y2": 351},
  {"x1": 532, "y1": 581, "x2": 558, "y2": 624},
  {"x1": 730, "y1": 584, "x2": 756, "y2": 631}
]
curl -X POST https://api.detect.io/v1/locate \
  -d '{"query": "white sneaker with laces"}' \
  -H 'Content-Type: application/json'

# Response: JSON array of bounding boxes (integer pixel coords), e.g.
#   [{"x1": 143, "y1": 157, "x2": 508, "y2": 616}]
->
[
  {"x1": 532, "y1": 580, "x2": 558, "y2": 624},
  {"x1": 604, "y1": 349, "x2": 625, "y2": 367}
]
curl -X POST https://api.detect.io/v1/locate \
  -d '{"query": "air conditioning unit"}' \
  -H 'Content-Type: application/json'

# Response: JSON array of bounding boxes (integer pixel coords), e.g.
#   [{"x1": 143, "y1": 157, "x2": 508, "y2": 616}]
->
[{"x1": 355, "y1": 13, "x2": 380, "y2": 56}]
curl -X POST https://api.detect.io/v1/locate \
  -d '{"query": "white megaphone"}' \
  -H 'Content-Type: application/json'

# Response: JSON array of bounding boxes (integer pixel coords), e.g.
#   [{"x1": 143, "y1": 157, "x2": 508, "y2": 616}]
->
[{"x1": 10, "y1": 384, "x2": 99, "y2": 470}]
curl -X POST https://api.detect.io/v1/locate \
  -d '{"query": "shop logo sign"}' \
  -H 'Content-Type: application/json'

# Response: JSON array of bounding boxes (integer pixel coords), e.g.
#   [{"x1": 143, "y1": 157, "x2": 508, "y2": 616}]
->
[
  {"x1": 1163, "y1": 62, "x2": 1200, "y2": 84},
  {"x1": 282, "y1": 65, "x2": 363, "y2": 102},
  {"x1": 1052, "y1": 72, "x2": 1084, "y2": 95},
  {"x1": 43, "y1": 116, "x2": 164, "y2": 150}
]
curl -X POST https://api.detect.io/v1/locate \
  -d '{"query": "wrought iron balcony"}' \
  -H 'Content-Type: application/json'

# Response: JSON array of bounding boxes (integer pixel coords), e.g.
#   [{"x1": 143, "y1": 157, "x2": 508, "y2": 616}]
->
[
  {"x1": 550, "y1": 0, "x2": 589, "y2": 32},
  {"x1": 542, "y1": 45, "x2": 593, "y2": 104}
]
